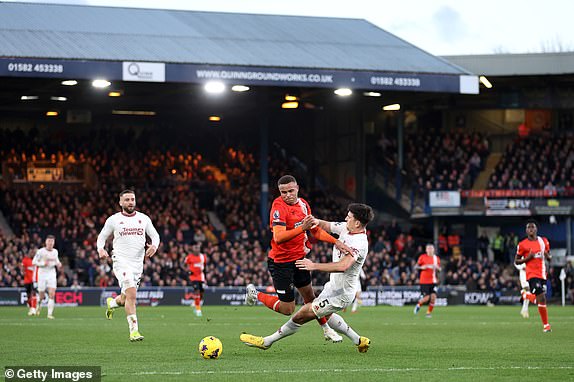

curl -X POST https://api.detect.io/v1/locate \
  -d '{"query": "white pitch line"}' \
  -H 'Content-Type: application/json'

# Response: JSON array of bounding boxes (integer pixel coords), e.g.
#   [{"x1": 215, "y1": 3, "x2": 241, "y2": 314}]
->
[{"x1": 121, "y1": 365, "x2": 574, "y2": 376}]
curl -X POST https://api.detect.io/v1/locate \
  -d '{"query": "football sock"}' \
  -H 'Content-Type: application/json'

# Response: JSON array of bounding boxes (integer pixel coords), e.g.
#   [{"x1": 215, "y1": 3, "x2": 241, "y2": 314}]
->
[
  {"x1": 194, "y1": 297, "x2": 201, "y2": 311},
  {"x1": 127, "y1": 314, "x2": 139, "y2": 333},
  {"x1": 109, "y1": 298, "x2": 119, "y2": 309},
  {"x1": 351, "y1": 300, "x2": 359, "y2": 312},
  {"x1": 522, "y1": 299, "x2": 529, "y2": 311},
  {"x1": 257, "y1": 292, "x2": 281, "y2": 312},
  {"x1": 47, "y1": 298, "x2": 55, "y2": 316},
  {"x1": 327, "y1": 313, "x2": 360, "y2": 345},
  {"x1": 264, "y1": 318, "x2": 301, "y2": 346},
  {"x1": 522, "y1": 291, "x2": 537, "y2": 304},
  {"x1": 537, "y1": 304, "x2": 549, "y2": 326},
  {"x1": 31, "y1": 295, "x2": 37, "y2": 309},
  {"x1": 427, "y1": 304, "x2": 435, "y2": 314}
]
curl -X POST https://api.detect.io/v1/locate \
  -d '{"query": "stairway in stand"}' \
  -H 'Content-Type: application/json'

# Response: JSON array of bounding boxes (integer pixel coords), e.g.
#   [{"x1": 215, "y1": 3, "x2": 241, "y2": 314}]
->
[{"x1": 466, "y1": 153, "x2": 502, "y2": 210}]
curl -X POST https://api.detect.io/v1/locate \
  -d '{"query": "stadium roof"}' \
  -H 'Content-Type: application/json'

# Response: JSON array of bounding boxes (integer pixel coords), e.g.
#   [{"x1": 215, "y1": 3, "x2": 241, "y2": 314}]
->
[
  {"x1": 0, "y1": 2, "x2": 478, "y2": 94},
  {"x1": 443, "y1": 52, "x2": 574, "y2": 76},
  {"x1": 0, "y1": 2, "x2": 466, "y2": 74}
]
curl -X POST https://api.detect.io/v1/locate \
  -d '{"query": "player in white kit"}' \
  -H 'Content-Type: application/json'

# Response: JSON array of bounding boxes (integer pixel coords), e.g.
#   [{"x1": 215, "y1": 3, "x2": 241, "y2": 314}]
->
[
  {"x1": 515, "y1": 262, "x2": 530, "y2": 318},
  {"x1": 33, "y1": 235, "x2": 61, "y2": 319},
  {"x1": 241, "y1": 203, "x2": 374, "y2": 353},
  {"x1": 97, "y1": 189, "x2": 160, "y2": 342}
]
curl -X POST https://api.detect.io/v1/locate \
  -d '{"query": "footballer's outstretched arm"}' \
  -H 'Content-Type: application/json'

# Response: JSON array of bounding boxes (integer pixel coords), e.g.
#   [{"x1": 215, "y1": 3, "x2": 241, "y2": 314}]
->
[
  {"x1": 312, "y1": 218, "x2": 332, "y2": 232},
  {"x1": 295, "y1": 254, "x2": 355, "y2": 273}
]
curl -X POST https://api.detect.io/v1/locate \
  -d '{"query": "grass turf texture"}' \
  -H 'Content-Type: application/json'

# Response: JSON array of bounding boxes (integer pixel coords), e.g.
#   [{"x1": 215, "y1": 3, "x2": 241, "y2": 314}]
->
[{"x1": 1, "y1": 305, "x2": 573, "y2": 381}]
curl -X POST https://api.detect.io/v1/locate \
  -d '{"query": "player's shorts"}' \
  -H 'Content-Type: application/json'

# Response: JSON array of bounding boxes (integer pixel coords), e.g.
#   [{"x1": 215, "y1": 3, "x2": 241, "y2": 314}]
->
[
  {"x1": 189, "y1": 280, "x2": 204, "y2": 294},
  {"x1": 113, "y1": 264, "x2": 142, "y2": 294},
  {"x1": 37, "y1": 272, "x2": 57, "y2": 292},
  {"x1": 25, "y1": 282, "x2": 36, "y2": 296},
  {"x1": 420, "y1": 283, "x2": 438, "y2": 296},
  {"x1": 528, "y1": 278, "x2": 546, "y2": 295},
  {"x1": 519, "y1": 269, "x2": 529, "y2": 290},
  {"x1": 311, "y1": 282, "x2": 353, "y2": 318},
  {"x1": 267, "y1": 257, "x2": 312, "y2": 302}
]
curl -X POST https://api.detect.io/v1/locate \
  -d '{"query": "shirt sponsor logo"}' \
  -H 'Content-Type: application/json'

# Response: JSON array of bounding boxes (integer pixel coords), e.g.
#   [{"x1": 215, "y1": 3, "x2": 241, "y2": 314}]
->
[{"x1": 119, "y1": 227, "x2": 144, "y2": 236}]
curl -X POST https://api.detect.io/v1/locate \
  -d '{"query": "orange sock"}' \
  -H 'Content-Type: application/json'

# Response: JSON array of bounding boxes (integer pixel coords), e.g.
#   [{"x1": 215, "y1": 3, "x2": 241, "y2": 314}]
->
[
  {"x1": 31, "y1": 295, "x2": 37, "y2": 309},
  {"x1": 194, "y1": 297, "x2": 201, "y2": 310},
  {"x1": 258, "y1": 292, "x2": 281, "y2": 312},
  {"x1": 427, "y1": 304, "x2": 435, "y2": 314},
  {"x1": 522, "y1": 291, "x2": 537, "y2": 304},
  {"x1": 537, "y1": 304, "x2": 549, "y2": 326}
]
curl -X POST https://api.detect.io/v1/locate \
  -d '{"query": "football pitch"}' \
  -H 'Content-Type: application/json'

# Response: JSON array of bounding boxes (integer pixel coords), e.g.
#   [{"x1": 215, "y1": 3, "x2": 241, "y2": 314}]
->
[{"x1": 1, "y1": 305, "x2": 573, "y2": 382}]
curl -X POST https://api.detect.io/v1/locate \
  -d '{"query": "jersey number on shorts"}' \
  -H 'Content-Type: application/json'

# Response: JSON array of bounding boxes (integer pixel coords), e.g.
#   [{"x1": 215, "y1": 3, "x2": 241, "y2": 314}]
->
[{"x1": 318, "y1": 299, "x2": 330, "y2": 308}]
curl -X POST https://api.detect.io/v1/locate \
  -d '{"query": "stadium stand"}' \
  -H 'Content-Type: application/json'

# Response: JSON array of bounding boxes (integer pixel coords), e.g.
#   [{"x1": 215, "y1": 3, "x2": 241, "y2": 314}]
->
[
  {"x1": 0, "y1": 126, "x2": 568, "y2": 302},
  {"x1": 488, "y1": 134, "x2": 574, "y2": 195}
]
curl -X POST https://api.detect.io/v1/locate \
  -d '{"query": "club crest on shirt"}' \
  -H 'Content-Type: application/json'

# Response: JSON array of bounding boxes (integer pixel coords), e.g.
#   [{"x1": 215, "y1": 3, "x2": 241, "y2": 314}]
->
[{"x1": 272, "y1": 210, "x2": 280, "y2": 220}]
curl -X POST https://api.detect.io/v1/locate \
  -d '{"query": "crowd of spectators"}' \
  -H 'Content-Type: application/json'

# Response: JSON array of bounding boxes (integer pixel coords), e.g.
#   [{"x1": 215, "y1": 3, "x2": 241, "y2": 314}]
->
[
  {"x1": 488, "y1": 134, "x2": 574, "y2": 195},
  {"x1": 0, "y1": 127, "x2": 570, "y2": 302},
  {"x1": 405, "y1": 129, "x2": 489, "y2": 192}
]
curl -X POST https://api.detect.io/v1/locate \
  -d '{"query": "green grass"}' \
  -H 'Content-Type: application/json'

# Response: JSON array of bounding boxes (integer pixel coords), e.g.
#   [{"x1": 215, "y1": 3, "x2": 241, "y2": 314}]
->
[{"x1": 1, "y1": 305, "x2": 573, "y2": 381}]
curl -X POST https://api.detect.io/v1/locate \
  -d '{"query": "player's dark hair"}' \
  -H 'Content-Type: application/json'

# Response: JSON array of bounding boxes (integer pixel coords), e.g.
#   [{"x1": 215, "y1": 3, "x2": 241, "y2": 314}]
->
[
  {"x1": 46, "y1": 235, "x2": 55, "y2": 240},
  {"x1": 526, "y1": 219, "x2": 538, "y2": 228},
  {"x1": 348, "y1": 203, "x2": 374, "y2": 226},
  {"x1": 277, "y1": 175, "x2": 297, "y2": 187},
  {"x1": 119, "y1": 189, "x2": 135, "y2": 198}
]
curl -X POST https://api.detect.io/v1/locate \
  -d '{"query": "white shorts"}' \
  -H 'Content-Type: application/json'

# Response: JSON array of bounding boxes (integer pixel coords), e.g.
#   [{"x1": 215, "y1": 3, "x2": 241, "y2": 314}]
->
[
  {"x1": 37, "y1": 272, "x2": 57, "y2": 292},
  {"x1": 311, "y1": 282, "x2": 354, "y2": 318},
  {"x1": 113, "y1": 264, "x2": 142, "y2": 294}
]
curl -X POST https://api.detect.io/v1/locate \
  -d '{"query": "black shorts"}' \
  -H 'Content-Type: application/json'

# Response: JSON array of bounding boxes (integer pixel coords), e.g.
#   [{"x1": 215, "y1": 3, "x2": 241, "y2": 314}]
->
[
  {"x1": 267, "y1": 257, "x2": 312, "y2": 302},
  {"x1": 190, "y1": 281, "x2": 204, "y2": 294},
  {"x1": 25, "y1": 283, "x2": 35, "y2": 296},
  {"x1": 528, "y1": 278, "x2": 546, "y2": 295},
  {"x1": 420, "y1": 284, "x2": 438, "y2": 296}
]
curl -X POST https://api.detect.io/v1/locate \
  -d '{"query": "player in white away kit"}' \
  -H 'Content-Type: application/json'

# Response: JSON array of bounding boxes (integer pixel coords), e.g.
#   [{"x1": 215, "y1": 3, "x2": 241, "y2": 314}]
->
[
  {"x1": 97, "y1": 189, "x2": 160, "y2": 342},
  {"x1": 241, "y1": 203, "x2": 374, "y2": 353},
  {"x1": 33, "y1": 235, "x2": 61, "y2": 319},
  {"x1": 515, "y1": 263, "x2": 530, "y2": 318}
]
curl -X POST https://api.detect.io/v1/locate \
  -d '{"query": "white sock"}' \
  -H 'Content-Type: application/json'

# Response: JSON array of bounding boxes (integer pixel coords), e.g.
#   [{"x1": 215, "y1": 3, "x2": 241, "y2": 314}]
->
[
  {"x1": 127, "y1": 314, "x2": 139, "y2": 333},
  {"x1": 327, "y1": 313, "x2": 361, "y2": 345},
  {"x1": 522, "y1": 299, "x2": 529, "y2": 311},
  {"x1": 47, "y1": 299, "x2": 55, "y2": 316},
  {"x1": 109, "y1": 298, "x2": 119, "y2": 309},
  {"x1": 263, "y1": 318, "x2": 301, "y2": 347},
  {"x1": 352, "y1": 301, "x2": 359, "y2": 312}
]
